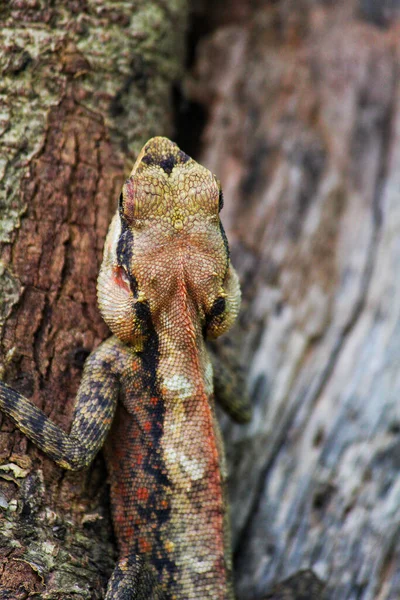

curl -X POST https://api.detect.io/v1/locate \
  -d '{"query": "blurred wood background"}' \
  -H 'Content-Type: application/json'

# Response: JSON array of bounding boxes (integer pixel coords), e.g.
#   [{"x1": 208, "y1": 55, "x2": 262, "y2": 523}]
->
[{"x1": 1, "y1": 0, "x2": 400, "y2": 598}]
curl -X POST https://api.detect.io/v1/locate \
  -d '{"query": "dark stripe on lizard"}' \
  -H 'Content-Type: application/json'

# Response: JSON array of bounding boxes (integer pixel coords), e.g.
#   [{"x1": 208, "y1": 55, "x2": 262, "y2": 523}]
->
[
  {"x1": 117, "y1": 208, "x2": 139, "y2": 297},
  {"x1": 134, "y1": 299, "x2": 177, "y2": 587}
]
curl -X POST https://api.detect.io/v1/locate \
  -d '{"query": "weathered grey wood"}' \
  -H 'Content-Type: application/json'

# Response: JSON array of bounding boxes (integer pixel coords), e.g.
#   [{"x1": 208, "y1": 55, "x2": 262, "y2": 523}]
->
[{"x1": 188, "y1": 1, "x2": 400, "y2": 598}]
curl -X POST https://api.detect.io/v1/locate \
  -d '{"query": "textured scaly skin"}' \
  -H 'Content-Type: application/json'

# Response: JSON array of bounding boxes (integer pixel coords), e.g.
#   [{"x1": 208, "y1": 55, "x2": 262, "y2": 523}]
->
[{"x1": 0, "y1": 137, "x2": 250, "y2": 599}]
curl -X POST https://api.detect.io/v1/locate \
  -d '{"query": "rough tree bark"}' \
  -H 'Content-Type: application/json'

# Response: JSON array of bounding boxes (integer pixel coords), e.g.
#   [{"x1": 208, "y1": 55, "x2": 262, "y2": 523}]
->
[
  {"x1": 2, "y1": 1, "x2": 400, "y2": 599},
  {"x1": 0, "y1": 1, "x2": 187, "y2": 598},
  {"x1": 186, "y1": 1, "x2": 400, "y2": 598}
]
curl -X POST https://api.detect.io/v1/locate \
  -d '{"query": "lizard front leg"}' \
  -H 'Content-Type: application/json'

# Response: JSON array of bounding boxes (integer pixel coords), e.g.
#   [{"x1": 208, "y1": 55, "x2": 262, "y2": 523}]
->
[
  {"x1": 0, "y1": 343, "x2": 118, "y2": 471},
  {"x1": 210, "y1": 340, "x2": 252, "y2": 424}
]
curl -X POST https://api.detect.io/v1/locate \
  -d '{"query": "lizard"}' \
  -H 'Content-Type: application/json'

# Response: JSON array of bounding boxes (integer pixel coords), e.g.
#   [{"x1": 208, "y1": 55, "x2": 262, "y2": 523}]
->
[{"x1": 0, "y1": 137, "x2": 251, "y2": 599}]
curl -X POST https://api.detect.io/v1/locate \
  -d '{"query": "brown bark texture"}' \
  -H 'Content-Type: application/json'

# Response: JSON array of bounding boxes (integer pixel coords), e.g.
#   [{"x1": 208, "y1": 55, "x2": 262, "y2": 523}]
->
[
  {"x1": 185, "y1": 1, "x2": 400, "y2": 599},
  {"x1": 0, "y1": 1, "x2": 187, "y2": 598}
]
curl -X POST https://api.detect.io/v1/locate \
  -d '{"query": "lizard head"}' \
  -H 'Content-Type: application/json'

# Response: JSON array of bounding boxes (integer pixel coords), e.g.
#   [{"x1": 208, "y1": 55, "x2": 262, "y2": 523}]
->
[{"x1": 97, "y1": 137, "x2": 240, "y2": 347}]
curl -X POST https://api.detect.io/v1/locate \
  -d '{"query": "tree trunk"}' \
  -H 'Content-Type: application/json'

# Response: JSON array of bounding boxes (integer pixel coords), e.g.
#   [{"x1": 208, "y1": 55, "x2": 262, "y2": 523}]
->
[
  {"x1": 185, "y1": 1, "x2": 400, "y2": 598},
  {"x1": 0, "y1": 1, "x2": 187, "y2": 598}
]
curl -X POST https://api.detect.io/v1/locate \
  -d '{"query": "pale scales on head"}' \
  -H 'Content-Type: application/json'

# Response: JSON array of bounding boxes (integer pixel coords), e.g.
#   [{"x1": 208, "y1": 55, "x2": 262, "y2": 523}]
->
[{"x1": 122, "y1": 136, "x2": 221, "y2": 229}]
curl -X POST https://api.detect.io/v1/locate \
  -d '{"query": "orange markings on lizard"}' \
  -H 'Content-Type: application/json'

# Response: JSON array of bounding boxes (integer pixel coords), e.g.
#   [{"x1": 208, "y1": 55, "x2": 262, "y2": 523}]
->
[
  {"x1": 138, "y1": 537, "x2": 152, "y2": 554},
  {"x1": 136, "y1": 486, "x2": 149, "y2": 502}
]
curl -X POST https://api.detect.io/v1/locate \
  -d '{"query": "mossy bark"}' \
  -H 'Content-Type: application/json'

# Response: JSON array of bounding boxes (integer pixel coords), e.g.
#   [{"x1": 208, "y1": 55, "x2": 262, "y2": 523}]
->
[{"x1": 0, "y1": 1, "x2": 187, "y2": 598}]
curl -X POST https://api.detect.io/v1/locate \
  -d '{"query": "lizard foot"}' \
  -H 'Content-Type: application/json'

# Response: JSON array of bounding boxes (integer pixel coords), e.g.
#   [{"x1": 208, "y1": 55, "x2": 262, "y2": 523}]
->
[{"x1": 105, "y1": 554, "x2": 167, "y2": 600}]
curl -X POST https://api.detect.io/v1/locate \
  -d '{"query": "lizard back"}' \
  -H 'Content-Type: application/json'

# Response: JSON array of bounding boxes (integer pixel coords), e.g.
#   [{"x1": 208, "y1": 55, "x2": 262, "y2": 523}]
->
[{"x1": 104, "y1": 335, "x2": 233, "y2": 599}]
